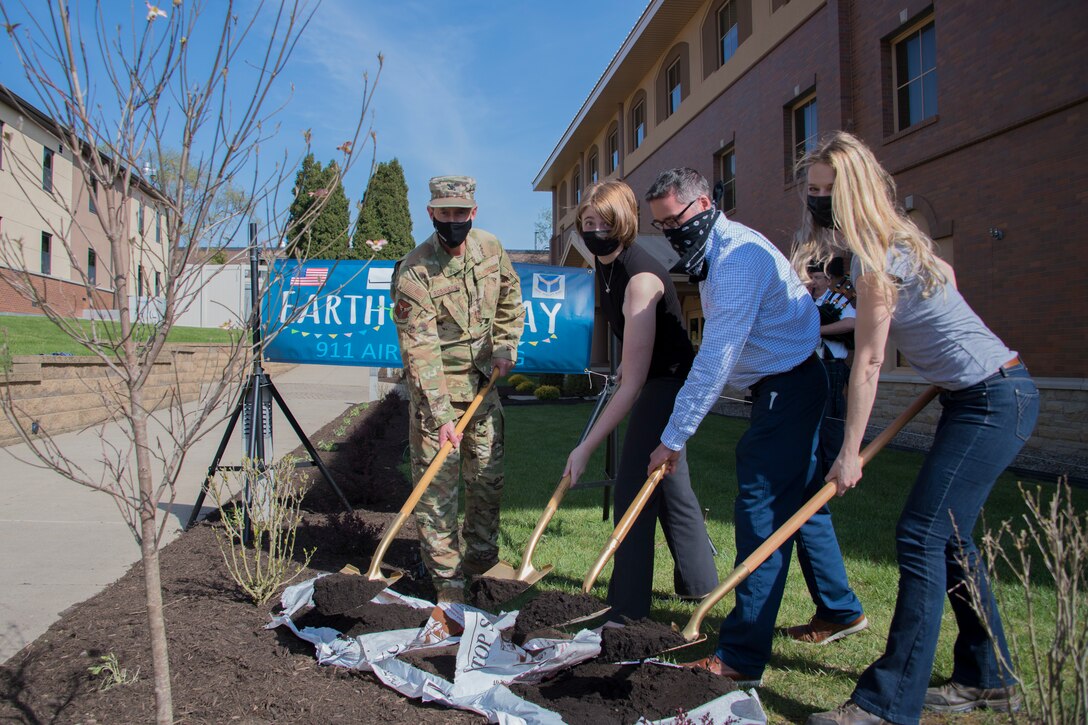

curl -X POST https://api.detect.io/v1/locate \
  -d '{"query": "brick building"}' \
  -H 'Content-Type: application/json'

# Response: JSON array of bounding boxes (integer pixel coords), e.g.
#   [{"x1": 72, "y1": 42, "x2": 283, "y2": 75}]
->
[
  {"x1": 534, "y1": 0, "x2": 1087, "y2": 462},
  {"x1": 0, "y1": 84, "x2": 169, "y2": 320}
]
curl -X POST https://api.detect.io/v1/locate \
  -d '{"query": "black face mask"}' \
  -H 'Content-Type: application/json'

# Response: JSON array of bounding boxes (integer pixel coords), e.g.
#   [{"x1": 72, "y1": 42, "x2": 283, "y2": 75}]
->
[
  {"x1": 665, "y1": 207, "x2": 717, "y2": 282},
  {"x1": 433, "y1": 218, "x2": 472, "y2": 248},
  {"x1": 807, "y1": 195, "x2": 835, "y2": 229},
  {"x1": 581, "y1": 230, "x2": 621, "y2": 257}
]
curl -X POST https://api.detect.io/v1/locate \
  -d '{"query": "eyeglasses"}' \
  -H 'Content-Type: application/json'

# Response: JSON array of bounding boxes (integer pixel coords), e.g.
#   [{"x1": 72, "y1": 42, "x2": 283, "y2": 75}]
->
[{"x1": 650, "y1": 198, "x2": 698, "y2": 231}]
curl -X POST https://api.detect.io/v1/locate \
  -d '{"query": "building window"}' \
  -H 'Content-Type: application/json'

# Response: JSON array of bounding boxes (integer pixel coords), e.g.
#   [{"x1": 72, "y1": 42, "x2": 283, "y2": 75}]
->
[
  {"x1": 138, "y1": 265, "x2": 145, "y2": 296},
  {"x1": 894, "y1": 19, "x2": 937, "y2": 131},
  {"x1": 607, "y1": 125, "x2": 619, "y2": 174},
  {"x1": 41, "y1": 232, "x2": 52, "y2": 275},
  {"x1": 573, "y1": 167, "x2": 582, "y2": 206},
  {"x1": 88, "y1": 249, "x2": 97, "y2": 286},
  {"x1": 156, "y1": 210, "x2": 162, "y2": 243},
  {"x1": 792, "y1": 95, "x2": 818, "y2": 166},
  {"x1": 137, "y1": 203, "x2": 145, "y2": 234},
  {"x1": 716, "y1": 145, "x2": 736, "y2": 213},
  {"x1": 718, "y1": 1, "x2": 739, "y2": 66},
  {"x1": 558, "y1": 181, "x2": 568, "y2": 216},
  {"x1": 687, "y1": 311, "x2": 704, "y2": 350},
  {"x1": 666, "y1": 60, "x2": 682, "y2": 117},
  {"x1": 89, "y1": 177, "x2": 98, "y2": 213},
  {"x1": 154, "y1": 270, "x2": 161, "y2": 297},
  {"x1": 631, "y1": 99, "x2": 646, "y2": 150},
  {"x1": 588, "y1": 148, "x2": 599, "y2": 184},
  {"x1": 42, "y1": 147, "x2": 54, "y2": 192}
]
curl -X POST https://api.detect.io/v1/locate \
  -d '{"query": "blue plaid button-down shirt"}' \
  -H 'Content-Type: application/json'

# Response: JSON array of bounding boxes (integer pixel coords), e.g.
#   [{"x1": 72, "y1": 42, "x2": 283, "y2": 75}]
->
[{"x1": 661, "y1": 213, "x2": 820, "y2": 450}]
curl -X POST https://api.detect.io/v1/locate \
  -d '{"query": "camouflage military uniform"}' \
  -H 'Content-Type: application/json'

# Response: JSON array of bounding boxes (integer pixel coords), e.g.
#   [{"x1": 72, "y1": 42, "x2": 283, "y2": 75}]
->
[{"x1": 392, "y1": 225, "x2": 524, "y2": 595}]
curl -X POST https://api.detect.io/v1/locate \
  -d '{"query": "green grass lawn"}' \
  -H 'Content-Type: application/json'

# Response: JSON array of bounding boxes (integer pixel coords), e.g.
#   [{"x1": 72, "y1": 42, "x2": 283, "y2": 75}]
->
[
  {"x1": 0, "y1": 314, "x2": 241, "y2": 357},
  {"x1": 496, "y1": 401, "x2": 1083, "y2": 723}
]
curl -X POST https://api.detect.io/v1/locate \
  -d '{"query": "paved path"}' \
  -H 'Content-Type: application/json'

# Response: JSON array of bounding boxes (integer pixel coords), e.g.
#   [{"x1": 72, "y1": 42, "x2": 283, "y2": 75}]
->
[{"x1": 0, "y1": 364, "x2": 383, "y2": 663}]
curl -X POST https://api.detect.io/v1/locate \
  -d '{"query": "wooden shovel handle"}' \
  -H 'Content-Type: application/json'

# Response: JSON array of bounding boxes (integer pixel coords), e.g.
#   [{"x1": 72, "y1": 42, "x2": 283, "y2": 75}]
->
[
  {"x1": 366, "y1": 368, "x2": 502, "y2": 579},
  {"x1": 582, "y1": 464, "x2": 669, "y2": 592},
  {"x1": 680, "y1": 385, "x2": 939, "y2": 640},
  {"x1": 515, "y1": 474, "x2": 573, "y2": 579}
]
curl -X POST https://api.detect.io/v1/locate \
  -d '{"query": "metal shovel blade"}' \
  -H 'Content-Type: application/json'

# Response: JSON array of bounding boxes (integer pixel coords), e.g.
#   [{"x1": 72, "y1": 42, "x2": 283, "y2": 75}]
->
[
  {"x1": 480, "y1": 560, "x2": 554, "y2": 587},
  {"x1": 340, "y1": 562, "x2": 404, "y2": 587}
]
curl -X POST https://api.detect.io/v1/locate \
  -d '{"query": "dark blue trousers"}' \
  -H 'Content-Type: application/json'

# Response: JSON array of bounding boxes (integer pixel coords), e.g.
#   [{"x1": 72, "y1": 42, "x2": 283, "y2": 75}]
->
[
  {"x1": 852, "y1": 364, "x2": 1039, "y2": 724},
  {"x1": 715, "y1": 355, "x2": 826, "y2": 674}
]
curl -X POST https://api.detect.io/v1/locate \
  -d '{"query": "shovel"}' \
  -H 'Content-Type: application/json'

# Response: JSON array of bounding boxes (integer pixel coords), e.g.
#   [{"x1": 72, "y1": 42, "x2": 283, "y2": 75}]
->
[
  {"x1": 361, "y1": 368, "x2": 503, "y2": 587},
  {"x1": 582, "y1": 463, "x2": 670, "y2": 594},
  {"x1": 676, "y1": 385, "x2": 940, "y2": 645},
  {"x1": 482, "y1": 374, "x2": 619, "y2": 586}
]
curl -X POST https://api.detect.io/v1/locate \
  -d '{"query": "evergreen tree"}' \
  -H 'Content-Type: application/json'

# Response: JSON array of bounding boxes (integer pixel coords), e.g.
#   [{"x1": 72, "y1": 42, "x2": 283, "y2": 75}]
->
[
  {"x1": 285, "y1": 155, "x2": 351, "y2": 259},
  {"x1": 353, "y1": 158, "x2": 414, "y2": 260}
]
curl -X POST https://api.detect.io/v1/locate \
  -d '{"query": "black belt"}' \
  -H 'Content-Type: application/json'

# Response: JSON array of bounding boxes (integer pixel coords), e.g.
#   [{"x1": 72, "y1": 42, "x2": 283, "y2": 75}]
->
[{"x1": 752, "y1": 353, "x2": 820, "y2": 393}]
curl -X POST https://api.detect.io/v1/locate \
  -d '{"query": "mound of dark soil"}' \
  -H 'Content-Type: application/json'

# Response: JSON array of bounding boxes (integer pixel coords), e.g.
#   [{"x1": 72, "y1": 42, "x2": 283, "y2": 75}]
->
[
  {"x1": 598, "y1": 617, "x2": 687, "y2": 662},
  {"x1": 510, "y1": 661, "x2": 739, "y2": 724},
  {"x1": 397, "y1": 645, "x2": 460, "y2": 681},
  {"x1": 295, "y1": 601, "x2": 429, "y2": 637},
  {"x1": 312, "y1": 573, "x2": 389, "y2": 615},
  {"x1": 467, "y1": 577, "x2": 530, "y2": 612},
  {"x1": 512, "y1": 591, "x2": 606, "y2": 641}
]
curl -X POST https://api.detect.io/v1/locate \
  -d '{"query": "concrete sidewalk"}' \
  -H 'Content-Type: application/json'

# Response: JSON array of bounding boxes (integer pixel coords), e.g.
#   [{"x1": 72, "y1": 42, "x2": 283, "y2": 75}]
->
[{"x1": 0, "y1": 364, "x2": 384, "y2": 663}]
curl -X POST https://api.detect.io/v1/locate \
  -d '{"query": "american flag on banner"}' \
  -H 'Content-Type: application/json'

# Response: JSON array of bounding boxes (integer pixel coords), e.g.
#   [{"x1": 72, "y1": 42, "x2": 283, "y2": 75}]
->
[{"x1": 290, "y1": 267, "x2": 329, "y2": 287}]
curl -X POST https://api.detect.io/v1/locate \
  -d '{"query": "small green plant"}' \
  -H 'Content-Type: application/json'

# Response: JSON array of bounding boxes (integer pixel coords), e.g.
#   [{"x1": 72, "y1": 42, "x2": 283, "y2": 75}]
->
[
  {"x1": 333, "y1": 402, "x2": 369, "y2": 438},
  {"x1": 562, "y1": 373, "x2": 593, "y2": 398},
  {"x1": 208, "y1": 455, "x2": 315, "y2": 605},
  {"x1": 87, "y1": 652, "x2": 139, "y2": 691},
  {"x1": 315, "y1": 439, "x2": 337, "y2": 452},
  {"x1": 515, "y1": 380, "x2": 536, "y2": 394},
  {"x1": 0, "y1": 330, "x2": 12, "y2": 374},
  {"x1": 507, "y1": 373, "x2": 530, "y2": 387},
  {"x1": 534, "y1": 385, "x2": 561, "y2": 400}
]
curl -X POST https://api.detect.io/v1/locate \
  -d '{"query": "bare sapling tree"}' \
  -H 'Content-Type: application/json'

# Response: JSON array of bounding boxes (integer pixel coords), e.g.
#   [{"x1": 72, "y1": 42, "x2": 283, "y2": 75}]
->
[{"x1": 0, "y1": 1, "x2": 381, "y2": 722}]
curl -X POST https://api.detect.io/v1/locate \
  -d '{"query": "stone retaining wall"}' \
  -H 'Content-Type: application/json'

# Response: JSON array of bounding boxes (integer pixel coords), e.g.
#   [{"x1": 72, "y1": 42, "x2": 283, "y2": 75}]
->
[{"x1": 0, "y1": 345, "x2": 293, "y2": 446}]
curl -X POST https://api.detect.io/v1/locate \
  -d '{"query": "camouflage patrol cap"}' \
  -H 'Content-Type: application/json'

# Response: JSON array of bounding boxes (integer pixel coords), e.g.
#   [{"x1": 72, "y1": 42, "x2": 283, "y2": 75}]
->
[{"x1": 428, "y1": 175, "x2": 477, "y2": 208}]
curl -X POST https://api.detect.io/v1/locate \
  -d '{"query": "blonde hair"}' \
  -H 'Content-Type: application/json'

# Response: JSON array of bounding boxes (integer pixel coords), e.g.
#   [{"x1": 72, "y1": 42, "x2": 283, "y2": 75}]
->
[
  {"x1": 576, "y1": 181, "x2": 639, "y2": 248},
  {"x1": 792, "y1": 132, "x2": 946, "y2": 304}
]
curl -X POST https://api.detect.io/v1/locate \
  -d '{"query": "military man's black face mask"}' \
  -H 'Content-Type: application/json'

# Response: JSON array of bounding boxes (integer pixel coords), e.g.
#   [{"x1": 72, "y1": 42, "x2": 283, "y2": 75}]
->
[{"x1": 433, "y1": 218, "x2": 472, "y2": 248}]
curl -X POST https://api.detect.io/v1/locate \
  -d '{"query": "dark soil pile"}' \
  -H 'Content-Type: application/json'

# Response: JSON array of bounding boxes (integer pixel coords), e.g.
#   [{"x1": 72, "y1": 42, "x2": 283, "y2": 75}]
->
[
  {"x1": 397, "y1": 645, "x2": 460, "y2": 682},
  {"x1": 295, "y1": 602, "x2": 430, "y2": 638},
  {"x1": 509, "y1": 661, "x2": 739, "y2": 724},
  {"x1": 512, "y1": 591, "x2": 606, "y2": 641},
  {"x1": 598, "y1": 617, "x2": 687, "y2": 662},
  {"x1": 312, "y1": 573, "x2": 389, "y2": 615},
  {"x1": 467, "y1": 577, "x2": 530, "y2": 612}
]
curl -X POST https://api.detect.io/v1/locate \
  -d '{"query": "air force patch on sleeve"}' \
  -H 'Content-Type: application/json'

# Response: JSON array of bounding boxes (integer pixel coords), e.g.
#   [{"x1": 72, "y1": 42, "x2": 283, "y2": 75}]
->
[
  {"x1": 532, "y1": 272, "x2": 565, "y2": 300},
  {"x1": 394, "y1": 298, "x2": 413, "y2": 322}
]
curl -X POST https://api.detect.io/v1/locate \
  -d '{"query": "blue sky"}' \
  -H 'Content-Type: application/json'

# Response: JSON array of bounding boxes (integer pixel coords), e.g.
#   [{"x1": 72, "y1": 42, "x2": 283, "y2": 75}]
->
[{"x1": 1, "y1": 0, "x2": 642, "y2": 250}]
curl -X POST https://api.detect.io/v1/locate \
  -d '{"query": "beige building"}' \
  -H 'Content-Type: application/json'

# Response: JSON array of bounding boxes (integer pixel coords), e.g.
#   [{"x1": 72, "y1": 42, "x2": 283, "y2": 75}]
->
[{"x1": 1, "y1": 84, "x2": 168, "y2": 319}]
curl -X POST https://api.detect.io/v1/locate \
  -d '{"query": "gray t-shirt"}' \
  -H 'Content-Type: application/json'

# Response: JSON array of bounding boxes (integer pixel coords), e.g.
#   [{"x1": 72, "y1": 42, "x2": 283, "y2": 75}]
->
[{"x1": 852, "y1": 248, "x2": 1013, "y2": 390}]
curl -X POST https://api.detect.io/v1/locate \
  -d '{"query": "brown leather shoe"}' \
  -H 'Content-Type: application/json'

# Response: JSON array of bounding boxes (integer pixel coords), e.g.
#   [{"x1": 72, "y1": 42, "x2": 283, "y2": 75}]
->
[
  {"x1": 782, "y1": 614, "x2": 869, "y2": 644},
  {"x1": 805, "y1": 701, "x2": 891, "y2": 724},
  {"x1": 682, "y1": 654, "x2": 762, "y2": 687},
  {"x1": 923, "y1": 681, "x2": 1023, "y2": 713}
]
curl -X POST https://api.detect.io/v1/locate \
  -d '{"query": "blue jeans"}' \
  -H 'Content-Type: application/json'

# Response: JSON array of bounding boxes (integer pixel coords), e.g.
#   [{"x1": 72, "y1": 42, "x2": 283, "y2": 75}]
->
[
  {"x1": 715, "y1": 355, "x2": 826, "y2": 674},
  {"x1": 797, "y1": 357, "x2": 864, "y2": 624},
  {"x1": 852, "y1": 364, "x2": 1039, "y2": 724}
]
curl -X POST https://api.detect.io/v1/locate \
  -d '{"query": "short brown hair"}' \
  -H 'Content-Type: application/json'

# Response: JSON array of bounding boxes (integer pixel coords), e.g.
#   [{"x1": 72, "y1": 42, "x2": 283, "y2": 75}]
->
[{"x1": 575, "y1": 181, "x2": 639, "y2": 248}]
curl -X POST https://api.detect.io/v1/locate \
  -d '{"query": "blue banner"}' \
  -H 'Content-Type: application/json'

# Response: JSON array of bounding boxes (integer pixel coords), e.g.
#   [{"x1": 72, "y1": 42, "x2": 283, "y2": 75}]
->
[{"x1": 262, "y1": 260, "x2": 594, "y2": 373}]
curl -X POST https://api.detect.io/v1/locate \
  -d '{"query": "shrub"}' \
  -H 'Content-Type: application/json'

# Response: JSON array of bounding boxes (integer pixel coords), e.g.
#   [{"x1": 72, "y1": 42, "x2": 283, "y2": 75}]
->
[
  {"x1": 562, "y1": 373, "x2": 593, "y2": 398},
  {"x1": 539, "y1": 373, "x2": 564, "y2": 388},
  {"x1": 515, "y1": 381, "x2": 536, "y2": 394},
  {"x1": 507, "y1": 373, "x2": 530, "y2": 387},
  {"x1": 534, "y1": 385, "x2": 561, "y2": 400}
]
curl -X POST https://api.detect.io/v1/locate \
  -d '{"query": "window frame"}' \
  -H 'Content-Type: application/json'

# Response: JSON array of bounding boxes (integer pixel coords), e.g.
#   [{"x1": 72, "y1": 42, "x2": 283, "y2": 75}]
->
[
  {"x1": 792, "y1": 94, "x2": 819, "y2": 166},
  {"x1": 666, "y1": 59, "x2": 682, "y2": 117},
  {"x1": 42, "y1": 147, "x2": 54, "y2": 192},
  {"x1": 631, "y1": 99, "x2": 646, "y2": 150},
  {"x1": 891, "y1": 18, "x2": 937, "y2": 132},
  {"x1": 588, "y1": 148, "x2": 599, "y2": 184},
  {"x1": 88, "y1": 248, "x2": 97, "y2": 286},
  {"x1": 40, "y1": 232, "x2": 52, "y2": 275},
  {"x1": 607, "y1": 125, "x2": 619, "y2": 175},
  {"x1": 717, "y1": 0, "x2": 739, "y2": 67},
  {"x1": 715, "y1": 145, "x2": 737, "y2": 214},
  {"x1": 573, "y1": 167, "x2": 582, "y2": 206},
  {"x1": 137, "y1": 203, "x2": 145, "y2": 235},
  {"x1": 89, "y1": 176, "x2": 98, "y2": 213}
]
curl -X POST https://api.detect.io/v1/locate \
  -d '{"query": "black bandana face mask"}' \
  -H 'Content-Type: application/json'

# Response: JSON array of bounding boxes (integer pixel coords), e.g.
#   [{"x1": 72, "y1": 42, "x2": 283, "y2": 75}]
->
[
  {"x1": 580, "y1": 230, "x2": 622, "y2": 257},
  {"x1": 807, "y1": 195, "x2": 835, "y2": 229},
  {"x1": 433, "y1": 218, "x2": 472, "y2": 248},
  {"x1": 665, "y1": 207, "x2": 717, "y2": 282}
]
